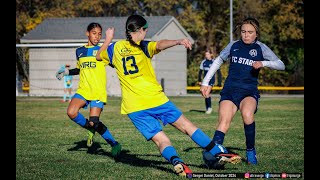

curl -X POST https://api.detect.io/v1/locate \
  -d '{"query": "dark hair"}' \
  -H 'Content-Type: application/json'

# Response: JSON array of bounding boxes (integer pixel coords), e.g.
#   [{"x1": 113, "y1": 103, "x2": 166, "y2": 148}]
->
[
  {"x1": 234, "y1": 17, "x2": 260, "y2": 39},
  {"x1": 125, "y1": 15, "x2": 148, "y2": 47},
  {"x1": 87, "y1": 22, "x2": 102, "y2": 32},
  {"x1": 205, "y1": 49, "x2": 212, "y2": 54}
]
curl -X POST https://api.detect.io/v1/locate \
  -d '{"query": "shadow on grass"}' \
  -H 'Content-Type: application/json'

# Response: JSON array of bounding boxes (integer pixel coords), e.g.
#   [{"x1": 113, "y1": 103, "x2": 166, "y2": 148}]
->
[
  {"x1": 67, "y1": 140, "x2": 175, "y2": 174},
  {"x1": 67, "y1": 140, "x2": 244, "y2": 172},
  {"x1": 183, "y1": 146, "x2": 245, "y2": 154},
  {"x1": 189, "y1": 109, "x2": 206, "y2": 113}
]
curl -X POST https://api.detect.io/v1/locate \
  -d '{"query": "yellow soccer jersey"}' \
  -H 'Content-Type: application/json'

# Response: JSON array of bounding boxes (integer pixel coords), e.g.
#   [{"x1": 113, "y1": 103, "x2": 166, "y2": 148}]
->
[
  {"x1": 100, "y1": 40, "x2": 169, "y2": 114},
  {"x1": 75, "y1": 45, "x2": 108, "y2": 103}
]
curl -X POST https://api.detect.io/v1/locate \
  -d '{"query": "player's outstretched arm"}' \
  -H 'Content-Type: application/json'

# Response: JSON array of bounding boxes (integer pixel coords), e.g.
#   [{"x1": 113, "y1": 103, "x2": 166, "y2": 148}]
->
[
  {"x1": 96, "y1": 27, "x2": 114, "y2": 61},
  {"x1": 55, "y1": 67, "x2": 80, "y2": 80},
  {"x1": 156, "y1": 38, "x2": 192, "y2": 51}
]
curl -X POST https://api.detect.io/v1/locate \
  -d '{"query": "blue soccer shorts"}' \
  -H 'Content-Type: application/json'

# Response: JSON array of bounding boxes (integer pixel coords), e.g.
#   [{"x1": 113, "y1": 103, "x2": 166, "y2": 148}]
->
[
  {"x1": 127, "y1": 101, "x2": 182, "y2": 141},
  {"x1": 220, "y1": 88, "x2": 260, "y2": 113},
  {"x1": 72, "y1": 93, "x2": 104, "y2": 109}
]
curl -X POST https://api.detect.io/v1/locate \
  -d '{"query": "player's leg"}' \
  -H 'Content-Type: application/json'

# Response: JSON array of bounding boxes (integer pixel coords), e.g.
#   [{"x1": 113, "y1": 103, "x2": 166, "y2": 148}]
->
[
  {"x1": 86, "y1": 106, "x2": 96, "y2": 148},
  {"x1": 67, "y1": 88, "x2": 72, "y2": 102},
  {"x1": 62, "y1": 88, "x2": 67, "y2": 102},
  {"x1": 204, "y1": 100, "x2": 241, "y2": 167},
  {"x1": 205, "y1": 97, "x2": 212, "y2": 114},
  {"x1": 127, "y1": 109, "x2": 192, "y2": 177},
  {"x1": 212, "y1": 100, "x2": 238, "y2": 145},
  {"x1": 88, "y1": 116, "x2": 121, "y2": 156},
  {"x1": 170, "y1": 105, "x2": 240, "y2": 168},
  {"x1": 66, "y1": 96, "x2": 93, "y2": 131},
  {"x1": 67, "y1": 94, "x2": 100, "y2": 147},
  {"x1": 89, "y1": 102, "x2": 121, "y2": 157},
  {"x1": 240, "y1": 96, "x2": 259, "y2": 165},
  {"x1": 173, "y1": 114, "x2": 240, "y2": 165},
  {"x1": 152, "y1": 131, "x2": 192, "y2": 177},
  {"x1": 87, "y1": 106, "x2": 101, "y2": 148},
  {"x1": 161, "y1": 101, "x2": 225, "y2": 156}
]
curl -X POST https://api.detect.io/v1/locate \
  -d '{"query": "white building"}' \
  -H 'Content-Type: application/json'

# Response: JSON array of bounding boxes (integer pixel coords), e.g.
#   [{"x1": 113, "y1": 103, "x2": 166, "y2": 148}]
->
[{"x1": 20, "y1": 16, "x2": 194, "y2": 96}]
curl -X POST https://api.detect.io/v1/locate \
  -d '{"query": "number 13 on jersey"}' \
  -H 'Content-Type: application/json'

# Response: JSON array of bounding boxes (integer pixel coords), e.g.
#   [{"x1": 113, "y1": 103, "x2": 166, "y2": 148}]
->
[{"x1": 122, "y1": 56, "x2": 139, "y2": 75}]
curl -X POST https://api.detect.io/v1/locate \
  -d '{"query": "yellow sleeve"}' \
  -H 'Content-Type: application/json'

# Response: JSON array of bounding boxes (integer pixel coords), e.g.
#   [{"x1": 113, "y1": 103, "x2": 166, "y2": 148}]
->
[
  {"x1": 100, "y1": 48, "x2": 110, "y2": 64},
  {"x1": 146, "y1": 41, "x2": 160, "y2": 58}
]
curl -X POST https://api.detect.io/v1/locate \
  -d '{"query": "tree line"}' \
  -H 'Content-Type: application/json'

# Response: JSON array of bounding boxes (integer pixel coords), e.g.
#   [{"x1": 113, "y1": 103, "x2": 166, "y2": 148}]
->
[{"x1": 16, "y1": 0, "x2": 304, "y2": 88}]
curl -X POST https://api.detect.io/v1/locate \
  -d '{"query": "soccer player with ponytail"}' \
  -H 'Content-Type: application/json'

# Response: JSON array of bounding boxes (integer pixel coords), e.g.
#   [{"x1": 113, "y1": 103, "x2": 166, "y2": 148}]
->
[{"x1": 96, "y1": 15, "x2": 241, "y2": 176}]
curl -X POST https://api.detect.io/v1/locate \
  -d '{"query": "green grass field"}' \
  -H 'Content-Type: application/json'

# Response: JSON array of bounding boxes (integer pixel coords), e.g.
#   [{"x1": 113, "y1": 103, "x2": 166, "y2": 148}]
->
[{"x1": 16, "y1": 95, "x2": 304, "y2": 179}]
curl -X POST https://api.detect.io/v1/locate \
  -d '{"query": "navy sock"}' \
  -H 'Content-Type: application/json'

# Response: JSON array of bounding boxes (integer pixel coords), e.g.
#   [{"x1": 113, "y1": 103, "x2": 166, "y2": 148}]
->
[
  {"x1": 213, "y1": 130, "x2": 225, "y2": 145},
  {"x1": 72, "y1": 113, "x2": 86, "y2": 127},
  {"x1": 205, "y1": 97, "x2": 211, "y2": 110},
  {"x1": 191, "y1": 128, "x2": 227, "y2": 154},
  {"x1": 161, "y1": 146, "x2": 183, "y2": 165},
  {"x1": 244, "y1": 122, "x2": 255, "y2": 150}
]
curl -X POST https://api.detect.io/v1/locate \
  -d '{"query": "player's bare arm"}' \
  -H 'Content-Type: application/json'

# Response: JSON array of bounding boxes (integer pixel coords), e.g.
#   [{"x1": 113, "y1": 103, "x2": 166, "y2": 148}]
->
[
  {"x1": 156, "y1": 39, "x2": 192, "y2": 51},
  {"x1": 96, "y1": 27, "x2": 115, "y2": 60}
]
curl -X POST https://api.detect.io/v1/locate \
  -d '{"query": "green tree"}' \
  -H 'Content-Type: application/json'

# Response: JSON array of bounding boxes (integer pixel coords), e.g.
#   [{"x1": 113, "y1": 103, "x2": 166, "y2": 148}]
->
[
  {"x1": 16, "y1": 0, "x2": 304, "y2": 89},
  {"x1": 261, "y1": 0, "x2": 304, "y2": 87}
]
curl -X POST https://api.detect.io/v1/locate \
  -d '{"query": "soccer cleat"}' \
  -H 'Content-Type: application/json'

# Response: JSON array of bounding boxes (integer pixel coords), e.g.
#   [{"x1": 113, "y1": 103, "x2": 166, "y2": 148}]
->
[
  {"x1": 203, "y1": 151, "x2": 241, "y2": 169},
  {"x1": 246, "y1": 148, "x2": 258, "y2": 165},
  {"x1": 215, "y1": 153, "x2": 242, "y2": 165},
  {"x1": 174, "y1": 162, "x2": 192, "y2": 177},
  {"x1": 203, "y1": 150, "x2": 224, "y2": 169},
  {"x1": 205, "y1": 108, "x2": 213, "y2": 114},
  {"x1": 111, "y1": 143, "x2": 122, "y2": 157},
  {"x1": 86, "y1": 128, "x2": 95, "y2": 147}
]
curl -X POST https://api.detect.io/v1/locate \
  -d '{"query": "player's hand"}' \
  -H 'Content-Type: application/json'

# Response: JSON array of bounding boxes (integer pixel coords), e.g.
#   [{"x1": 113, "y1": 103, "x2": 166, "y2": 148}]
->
[
  {"x1": 200, "y1": 85, "x2": 212, "y2": 98},
  {"x1": 197, "y1": 82, "x2": 202, "y2": 86},
  {"x1": 178, "y1": 39, "x2": 192, "y2": 50},
  {"x1": 55, "y1": 66, "x2": 69, "y2": 80},
  {"x1": 105, "y1": 27, "x2": 115, "y2": 42},
  {"x1": 252, "y1": 61, "x2": 263, "y2": 69}
]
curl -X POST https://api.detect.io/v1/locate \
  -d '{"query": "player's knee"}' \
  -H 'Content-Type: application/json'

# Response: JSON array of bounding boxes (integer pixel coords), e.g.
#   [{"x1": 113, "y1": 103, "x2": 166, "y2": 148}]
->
[
  {"x1": 241, "y1": 112, "x2": 254, "y2": 123},
  {"x1": 67, "y1": 107, "x2": 77, "y2": 119}
]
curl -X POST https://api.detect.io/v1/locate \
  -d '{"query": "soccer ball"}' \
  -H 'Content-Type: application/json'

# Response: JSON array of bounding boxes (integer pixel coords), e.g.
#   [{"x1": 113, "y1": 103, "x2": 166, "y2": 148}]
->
[{"x1": 202, "y1": 151, "x2": 225, "y2": 170}]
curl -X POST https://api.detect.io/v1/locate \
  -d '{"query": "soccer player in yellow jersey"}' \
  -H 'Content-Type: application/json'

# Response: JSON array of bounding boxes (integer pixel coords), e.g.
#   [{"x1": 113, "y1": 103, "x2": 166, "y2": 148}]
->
[
  {"x1": 96, "y1": 15, "x2": 241, "y2": 176},
  {"x1": 56, "y1": 22, "x2": 121, "y2": 157}
]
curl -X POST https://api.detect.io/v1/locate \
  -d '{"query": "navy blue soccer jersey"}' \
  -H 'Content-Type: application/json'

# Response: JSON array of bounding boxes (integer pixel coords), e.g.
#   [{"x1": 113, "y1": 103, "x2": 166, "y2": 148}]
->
[
  {"x1": 198, "y1": 59, "x2": 215, "y2": 86},
  {"x1": 219, "y1": 40, "x2": 284, "y2": 91},
  {"x1": 202, "y1": 39, "x2": 285, "y2": 91}
]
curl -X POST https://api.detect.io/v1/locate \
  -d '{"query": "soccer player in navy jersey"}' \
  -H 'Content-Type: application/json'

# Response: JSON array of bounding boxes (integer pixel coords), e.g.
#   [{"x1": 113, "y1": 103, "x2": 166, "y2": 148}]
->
[
  {"x1": 198, "y1": 49, "x2": 222, "y2": 114},
  {"x1": 200, "y1": 17, "x2": 285, "y2": 165},
  {"x1": 96, "y1": 15, "x2": 241, "y2": 177},
  {"x1": 56, "y1": 22, "x2": 121, "y2": 157}
]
